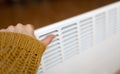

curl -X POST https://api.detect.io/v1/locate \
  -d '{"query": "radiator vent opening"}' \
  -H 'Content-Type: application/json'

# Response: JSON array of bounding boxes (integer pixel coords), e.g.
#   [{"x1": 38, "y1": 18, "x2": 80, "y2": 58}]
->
[
  {"x1": 39, "y1": 30, "x2": 63, "y2": 70},
  {"x1": 61, "y1": 23, "x2": 79, "y2": 59},
  {"x1": 107, "y1": 8, "x2": 117, "y2": 36},
  {"x1": 79, "y1": 17, "x2": 93, "y2": 50},
  {"x1": 95, "y1": 12, "x2": 106, "y2": 44}
]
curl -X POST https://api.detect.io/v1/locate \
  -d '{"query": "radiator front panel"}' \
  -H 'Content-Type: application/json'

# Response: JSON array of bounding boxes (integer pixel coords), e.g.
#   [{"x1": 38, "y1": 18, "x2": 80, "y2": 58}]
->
[{"x1": 35, "y1": 1, "x2": 120, "y2": 74}]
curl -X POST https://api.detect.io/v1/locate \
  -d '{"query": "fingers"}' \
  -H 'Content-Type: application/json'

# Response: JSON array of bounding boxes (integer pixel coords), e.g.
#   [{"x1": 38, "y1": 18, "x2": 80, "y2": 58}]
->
[
  {"x1": 15, "y1": 23, "x2": 24, "y2": 33},
  {"x1": 7, "y1": 25, "x2": 15, "y2": 32},
  {"x1": 42, "y1": 35, "x2": 55, "y2": 46},
  {"x1": 0, "y1": 23, "x2": 35, "y2": 37},
  {"x1": 0, "y1": 25, "x2": 15, "y2": 32},
  {"x1": 15, "y1": 23, "x2": 35, "y2": 37},
  {"x1": 0, "y1": 23, "x2": 55, "y2": 46},
  {"x1": 25, "y1": 24, "x2": 35, "y2": 37},
  {"x1": 15, "y1": 23, "x2": 29, "y2": 35}
]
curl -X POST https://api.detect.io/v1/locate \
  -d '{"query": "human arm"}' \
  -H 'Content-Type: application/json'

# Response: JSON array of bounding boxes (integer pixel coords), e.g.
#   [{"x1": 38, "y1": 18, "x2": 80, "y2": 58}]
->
[{"x1": 0, "y1": 23, "x2": 55, "y2": 74}]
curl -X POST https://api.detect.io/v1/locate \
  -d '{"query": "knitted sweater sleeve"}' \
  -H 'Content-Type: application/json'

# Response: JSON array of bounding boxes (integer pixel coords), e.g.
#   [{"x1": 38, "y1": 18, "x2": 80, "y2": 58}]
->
[{"x1": 0, "y1": 32, "x2": 46, "y2": 74}]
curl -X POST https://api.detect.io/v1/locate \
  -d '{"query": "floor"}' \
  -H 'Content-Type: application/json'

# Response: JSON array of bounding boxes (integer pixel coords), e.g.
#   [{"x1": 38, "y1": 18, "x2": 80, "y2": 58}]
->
[
  {"x1": 0, "y1": 0, "x2": 120, "y2": 74},
  {"x1": 0, "y1": 0, "x2": 119, "y2": 29}
]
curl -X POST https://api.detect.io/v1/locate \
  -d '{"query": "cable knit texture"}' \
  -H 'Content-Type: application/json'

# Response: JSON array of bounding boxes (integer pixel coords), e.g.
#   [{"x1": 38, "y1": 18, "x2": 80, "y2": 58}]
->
[{"x1": 0, "y1": 32, "x2": 46, "y2": 74}]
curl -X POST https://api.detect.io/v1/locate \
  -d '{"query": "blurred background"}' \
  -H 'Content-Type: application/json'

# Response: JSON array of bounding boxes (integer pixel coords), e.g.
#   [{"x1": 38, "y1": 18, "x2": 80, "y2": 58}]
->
[{"x1": 0, "y1": 0, "x2": 119, "y2": 29}]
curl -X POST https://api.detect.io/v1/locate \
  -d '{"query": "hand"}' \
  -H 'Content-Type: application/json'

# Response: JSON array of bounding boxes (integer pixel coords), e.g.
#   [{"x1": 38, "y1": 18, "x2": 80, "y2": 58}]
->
[{"x1": 0, "y1": 23, "x2": 55, "y2": 46}]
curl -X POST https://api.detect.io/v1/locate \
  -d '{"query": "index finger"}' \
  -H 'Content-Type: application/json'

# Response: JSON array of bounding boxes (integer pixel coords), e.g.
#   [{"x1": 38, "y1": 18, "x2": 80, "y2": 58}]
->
[{"x1": 42, "y1": 35, "x2": 55, "y2": 46}]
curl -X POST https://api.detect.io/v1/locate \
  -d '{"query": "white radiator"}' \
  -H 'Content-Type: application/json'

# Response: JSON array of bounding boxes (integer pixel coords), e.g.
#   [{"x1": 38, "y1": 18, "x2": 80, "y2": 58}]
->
[{"x1": 35, "y1": 1, "x2": 120, "y2": 74}]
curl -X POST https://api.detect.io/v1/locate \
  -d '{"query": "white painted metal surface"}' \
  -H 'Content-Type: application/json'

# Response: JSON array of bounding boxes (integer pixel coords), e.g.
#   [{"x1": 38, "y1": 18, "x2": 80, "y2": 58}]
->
[{"x1": 35, "y1": 1, "x2": 120, "y2": 74}]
